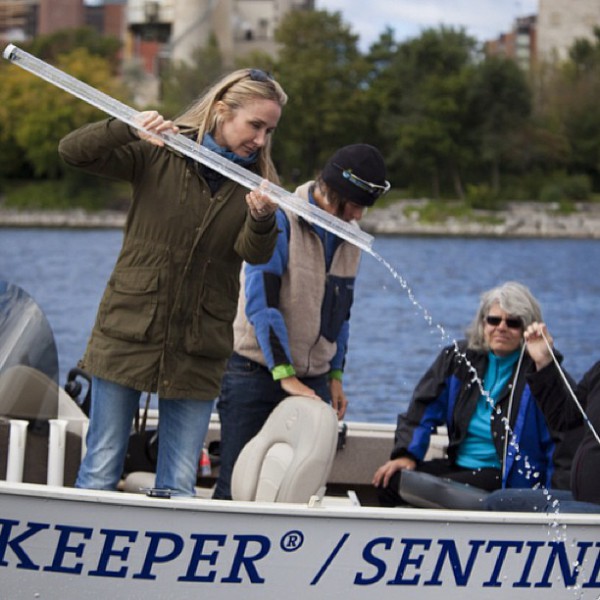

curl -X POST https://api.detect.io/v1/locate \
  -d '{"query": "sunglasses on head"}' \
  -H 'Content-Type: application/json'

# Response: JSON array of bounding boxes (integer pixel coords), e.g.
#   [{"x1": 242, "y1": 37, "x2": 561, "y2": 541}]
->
[
  {"x1": 248, "y1": 68, "x2": 273, "y2": 83},
  {"x1": 333, "y1": 164, "x2": 391, "y2": 199},
  {"x1": 219, "y1": 69, "x2": 273, "y2": 100},
  {"x1": 485, "y1": 315, "x2": 523, "y2": 329}
]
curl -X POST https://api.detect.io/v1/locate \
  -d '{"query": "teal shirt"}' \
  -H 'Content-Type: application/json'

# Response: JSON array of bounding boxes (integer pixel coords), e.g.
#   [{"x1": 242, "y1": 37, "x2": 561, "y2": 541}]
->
[{"x1": 456, "y1": 349, "x2": 521, "y2": 470}]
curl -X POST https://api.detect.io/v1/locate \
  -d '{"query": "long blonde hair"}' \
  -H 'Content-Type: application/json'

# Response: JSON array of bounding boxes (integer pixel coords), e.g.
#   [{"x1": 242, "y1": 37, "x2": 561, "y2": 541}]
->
[{"x1": 175, "y1": 69, "x2": 288, "y2": 183}]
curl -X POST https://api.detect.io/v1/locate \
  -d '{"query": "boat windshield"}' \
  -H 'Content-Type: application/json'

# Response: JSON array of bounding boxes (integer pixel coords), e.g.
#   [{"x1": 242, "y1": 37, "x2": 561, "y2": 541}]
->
[{"x1": 0, "y1": 281, "x2": 60, "y2": 421}]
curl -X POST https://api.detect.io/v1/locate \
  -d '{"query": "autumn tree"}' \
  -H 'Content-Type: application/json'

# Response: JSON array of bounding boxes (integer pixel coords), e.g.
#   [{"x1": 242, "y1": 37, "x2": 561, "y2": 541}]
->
[{"x1": 0, "y1": 47, "x2": 126, "y2": 179}]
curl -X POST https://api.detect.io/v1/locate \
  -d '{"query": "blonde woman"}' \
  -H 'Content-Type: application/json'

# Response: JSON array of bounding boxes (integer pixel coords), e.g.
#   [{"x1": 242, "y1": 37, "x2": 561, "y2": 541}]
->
[{"x1": 59, "y1": 69, "x2": 287, "y2": 496}]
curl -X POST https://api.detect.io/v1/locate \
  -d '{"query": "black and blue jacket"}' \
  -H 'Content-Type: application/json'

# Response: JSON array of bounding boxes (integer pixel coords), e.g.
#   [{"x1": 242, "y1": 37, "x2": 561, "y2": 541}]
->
[{"x1": 393, "y1": 340, "x2": 567, "y2": 489}]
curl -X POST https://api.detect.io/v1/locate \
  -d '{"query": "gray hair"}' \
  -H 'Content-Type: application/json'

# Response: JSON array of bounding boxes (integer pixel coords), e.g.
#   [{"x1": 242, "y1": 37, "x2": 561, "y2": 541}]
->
[{"x1": 466, "y1": 281, "x2": 542, "y2": 351}]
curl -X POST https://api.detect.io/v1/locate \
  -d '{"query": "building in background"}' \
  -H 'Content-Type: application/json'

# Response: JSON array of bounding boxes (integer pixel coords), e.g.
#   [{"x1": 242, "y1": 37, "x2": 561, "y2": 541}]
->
[
  {"x1": 0, "y1": 0, "x2": 126, "y2": 42},
  {"x1": 486, "y1": 0, "x2": 600, "y2": 69},
  {"x1": 0, "y1": 1, "x2": 312, "y2": 69},
  {"x1": 485, "y1": 15, "x2": 537, "y2": 72},
  {"x1": 537, "y1": 0, "x2": 600, "y2": 63},
  {"x1": 125, "y1": 0, "x2": 312, "y2": 102},
  {"x1": 0, "y1": 0, "x2": 311, "y2": 102},
  {"x1": 126, "y1": 0, "x2": 313, "y2": 71},
  {"x1": 38, "y1": 0, "x2": 85, "y2": 34},
  {"x1": 0, "y1": 0, "x2": 38, "y2": 42}
]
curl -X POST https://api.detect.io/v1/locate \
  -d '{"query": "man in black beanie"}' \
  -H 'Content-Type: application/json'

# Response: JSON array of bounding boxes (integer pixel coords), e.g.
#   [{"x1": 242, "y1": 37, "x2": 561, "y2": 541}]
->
[{"x1": 214, "y1": 144, "x2": 389, "y2": 500}]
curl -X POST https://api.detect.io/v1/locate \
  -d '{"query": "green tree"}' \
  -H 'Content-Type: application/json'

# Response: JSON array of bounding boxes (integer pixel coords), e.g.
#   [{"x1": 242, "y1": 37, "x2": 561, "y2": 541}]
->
[
  {"x1": 562, "y1": 30, "x2": 600, "y2": 185},
  {"x1": 363, "y1": 28, "x2": 400, "y2": 161},
  {"x1": 159, "y1": 34, "x2": 226, "y2": 117},
  {"x1": 273, "y1": 9, "x2": 371, "y2": 181},
  {"x1": 25, "y1": 26, "x2": 121, "y2": 72},
  {"x1": 466, "y1": 56, "x2": 532, "y2": 193},
  {"x1": 531, "y1": 28, "x2": 600, "y2": 189},
  {"x1": 377, "y1": 27, "x2": 479, "y2": 199}
]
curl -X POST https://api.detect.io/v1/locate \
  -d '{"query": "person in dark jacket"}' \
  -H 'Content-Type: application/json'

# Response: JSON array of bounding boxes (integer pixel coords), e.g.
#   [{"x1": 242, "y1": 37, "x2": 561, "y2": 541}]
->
[
  {"x1": 213, "y1": 144, "x2": 390, "y2": 500},
  {"x1": 483, "y1": 322, "x2": 600, "y2": 513},
  {"x1": 373, "y1": 281, "x2": 574, "y2": 506},
  {"x1": 58, "y1": 68, "x2": 287, "y2": 496}
]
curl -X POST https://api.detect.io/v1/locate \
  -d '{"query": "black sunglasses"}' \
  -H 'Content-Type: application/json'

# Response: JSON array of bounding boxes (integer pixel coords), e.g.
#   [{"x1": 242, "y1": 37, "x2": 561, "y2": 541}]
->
[
  {"x1": 334, "y1": 164, "x2": 391, "y2": 199},
  {"x1": 485, "y1": 315, "x2": 523, "y2": 329}
]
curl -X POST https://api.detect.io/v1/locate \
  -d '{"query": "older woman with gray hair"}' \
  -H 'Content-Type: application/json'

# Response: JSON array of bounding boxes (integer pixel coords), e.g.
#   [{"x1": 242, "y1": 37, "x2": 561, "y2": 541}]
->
[{"x1": 373, "y1": 281, "x2": 572, "y2": 506}]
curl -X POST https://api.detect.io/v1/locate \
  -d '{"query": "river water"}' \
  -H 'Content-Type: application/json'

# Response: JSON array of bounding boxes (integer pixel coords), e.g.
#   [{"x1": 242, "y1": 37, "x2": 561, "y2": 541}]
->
[{"x1": 1, "y1": 228, "x2": 599, "y2": 424}]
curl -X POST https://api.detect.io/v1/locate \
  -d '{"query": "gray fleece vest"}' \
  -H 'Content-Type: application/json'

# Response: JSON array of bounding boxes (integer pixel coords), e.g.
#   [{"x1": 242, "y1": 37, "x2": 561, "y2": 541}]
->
[{"x1": 233, "y1": 182, "x2": 361, "y2": 377}]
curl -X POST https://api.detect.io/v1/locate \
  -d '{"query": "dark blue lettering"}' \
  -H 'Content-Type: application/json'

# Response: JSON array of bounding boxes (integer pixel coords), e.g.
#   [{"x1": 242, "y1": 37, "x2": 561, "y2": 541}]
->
[
  {"x1": 354, "y1": 537, "x2": 393, "y2": 585},
  {"x1": 513, "y1": 541, "x2": 544, "y2": 588},
  {"x1": 387, "y1": 538, "x2": 431, "y2": 585},
  {"x1": 424, "y1": 539, "x2": 485, "y2": 586},
  {"x1": 43, "y1": 525, "x2": 93, "y2": 574},
  {"x1": 535, "y1": 541, "x2": 593, "y2": 588},
  {"x1": 0, "y1": 520, "x2": 49, "y2": 570},
  {"x1": 582, "y1": 543, "x2": 600, "y2": 588},
  {"x1": 483, "y1": 540, "x2": 523, "y2": 587},
  {"x1": 178, "y1": 534, "x2": 226, "y2": 582},
  {"x1": 133, "y1": 531, "x2": 184, "y2": 580},
  {"x1": 89, "y1": 529, "x2": 138, "y2": 578},
  {"x1": 310, "y1": 532, "x2": 349, "y2": 586},
  {"x1": 281, "y1": 532, "x2": 302, "y2": 551},
  {"x1": 221, "y1": 535, "x2": 270, "y2": 583}
]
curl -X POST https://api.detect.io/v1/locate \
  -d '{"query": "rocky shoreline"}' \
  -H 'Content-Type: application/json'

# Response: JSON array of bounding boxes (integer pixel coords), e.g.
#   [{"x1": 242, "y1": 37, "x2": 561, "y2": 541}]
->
[
  {"x1": 1, "y1": 200, "x2": 600, "y2": 238},
  {"x1": 0, "y1": 208, "x2": 127, "y2": 229},
  {"x1": 361, "y1": 200, "x2": 600, "y2": 239}
]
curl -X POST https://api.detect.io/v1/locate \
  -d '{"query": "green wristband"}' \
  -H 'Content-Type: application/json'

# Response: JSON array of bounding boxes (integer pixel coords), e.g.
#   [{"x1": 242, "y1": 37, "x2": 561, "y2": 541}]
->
[
  {"x1": 272, "y1": 364, "x2": 296, "y2": 381},
  {"x1": 328, "y1": 369, "x2": 343, "y2": 382}
]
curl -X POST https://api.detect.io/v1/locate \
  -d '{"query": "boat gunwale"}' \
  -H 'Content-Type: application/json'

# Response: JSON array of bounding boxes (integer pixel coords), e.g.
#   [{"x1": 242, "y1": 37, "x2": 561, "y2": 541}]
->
[{"x1": 2, "y1": 480, "x2": 600, "y2": 526}]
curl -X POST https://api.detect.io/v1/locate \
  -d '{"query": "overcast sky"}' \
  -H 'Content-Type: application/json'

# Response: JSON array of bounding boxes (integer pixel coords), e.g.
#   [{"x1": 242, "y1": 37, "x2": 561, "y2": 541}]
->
[{"x1": 316, "y1": 0, "x2": 539, "y2": 50}]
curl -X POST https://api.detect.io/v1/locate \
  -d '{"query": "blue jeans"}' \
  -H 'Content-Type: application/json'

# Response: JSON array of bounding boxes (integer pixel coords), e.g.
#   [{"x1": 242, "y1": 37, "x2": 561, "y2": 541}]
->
[
  {"x1": 213, "y1": 352, "x2": 332, "y2": 500},
  {"x1": 76, "y1": 376, "x2": 214, "y2": 496}
]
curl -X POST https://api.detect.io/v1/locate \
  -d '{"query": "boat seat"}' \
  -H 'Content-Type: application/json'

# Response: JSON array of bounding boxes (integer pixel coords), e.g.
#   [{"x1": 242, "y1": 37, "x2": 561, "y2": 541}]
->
[
  {"x1": 231, "y1": 395, "x2": 338, "y2": 503},
  {"x1": 0, "y1": 365, "x2": 87, "y2": 485},
  {"x1": 399, "y1": 469, "x2": 490, "y2": 510}
]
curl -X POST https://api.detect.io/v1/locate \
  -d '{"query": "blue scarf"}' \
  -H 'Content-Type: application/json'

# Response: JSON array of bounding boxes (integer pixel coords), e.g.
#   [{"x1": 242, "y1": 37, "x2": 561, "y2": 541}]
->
[
  {"x1": 201, "y1": 133, "x2": 258, "y2": 167},
  {"x1": 196, "y1": 133, "x2": 258, "y2": 194}
]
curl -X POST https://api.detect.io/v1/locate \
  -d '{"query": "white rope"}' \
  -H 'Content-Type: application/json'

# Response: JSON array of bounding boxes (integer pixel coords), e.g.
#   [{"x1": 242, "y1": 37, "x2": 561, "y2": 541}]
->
[{"x1": 540, "y1": 331, "x2": 600, "y2": 447}]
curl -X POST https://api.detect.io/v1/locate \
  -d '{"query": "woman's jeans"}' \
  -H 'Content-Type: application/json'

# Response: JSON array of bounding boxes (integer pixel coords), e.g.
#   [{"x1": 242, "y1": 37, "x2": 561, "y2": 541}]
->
[
  {"x1": 213, "y1": 352, "x2": 332, "y2": 500},
  {"x1": 76, "y1": 376, "x2": 214, "y2": 496}
]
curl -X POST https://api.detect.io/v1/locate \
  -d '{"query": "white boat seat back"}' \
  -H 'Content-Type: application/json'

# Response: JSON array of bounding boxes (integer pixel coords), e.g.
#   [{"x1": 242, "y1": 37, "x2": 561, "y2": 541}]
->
[
  {"x1": 0, "y1": 364, "x2": 58, "y2": 421},
  {"x1": 231, "y1": 396, "x2": 338, "y2": 503},
  {"x1": 0, "y1": 365, "x2": 87, "y2": 485}
]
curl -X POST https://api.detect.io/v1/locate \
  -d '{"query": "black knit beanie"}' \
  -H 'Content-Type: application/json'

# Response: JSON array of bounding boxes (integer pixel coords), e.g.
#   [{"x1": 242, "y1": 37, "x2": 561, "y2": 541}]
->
[{"x1": 321, "y1": 144, "x2": 388, "y2": 207}]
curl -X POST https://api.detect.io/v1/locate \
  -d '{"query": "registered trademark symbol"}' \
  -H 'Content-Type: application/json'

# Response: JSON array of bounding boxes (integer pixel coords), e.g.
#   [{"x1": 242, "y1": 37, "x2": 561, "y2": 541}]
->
[{"x1": 280, "y1": 530, "x2": 304, "y2": 552}]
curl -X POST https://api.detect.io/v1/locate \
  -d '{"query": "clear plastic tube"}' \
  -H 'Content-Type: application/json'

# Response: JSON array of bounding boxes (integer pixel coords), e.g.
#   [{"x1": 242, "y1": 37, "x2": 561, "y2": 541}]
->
[{"x1": 2, "y1": 44, "x2": 374, "y2": 252}]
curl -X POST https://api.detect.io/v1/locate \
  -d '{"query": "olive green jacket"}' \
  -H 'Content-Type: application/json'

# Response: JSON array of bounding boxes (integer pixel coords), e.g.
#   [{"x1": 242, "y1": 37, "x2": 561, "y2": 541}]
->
[{"x1": 58, "y1": 118, "x2": 278, "y2": 400}]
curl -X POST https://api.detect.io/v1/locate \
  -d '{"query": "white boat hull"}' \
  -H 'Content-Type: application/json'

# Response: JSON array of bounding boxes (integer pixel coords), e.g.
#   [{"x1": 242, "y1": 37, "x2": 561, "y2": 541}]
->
[{"x1": 2, "y1": 481, "x2": 600, "y2": 599}]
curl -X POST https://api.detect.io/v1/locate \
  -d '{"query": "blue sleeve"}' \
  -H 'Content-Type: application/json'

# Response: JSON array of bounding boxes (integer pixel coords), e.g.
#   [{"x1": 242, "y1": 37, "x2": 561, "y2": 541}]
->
[
  {"x1": 244, "y1": 210, "x2": 293, "y2": 369},
  {"x1": 330, "y1": 319, "x2": 350, "y2": 371},
  {"x1": 392, "y1": 346, "x2": 458, "y2": 461}
]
